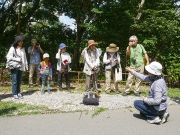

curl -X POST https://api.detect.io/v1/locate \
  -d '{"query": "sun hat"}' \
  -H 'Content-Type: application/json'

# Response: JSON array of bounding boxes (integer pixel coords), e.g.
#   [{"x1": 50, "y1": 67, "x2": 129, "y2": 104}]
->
[
  {"x1": 87, "y1": 40, "x2": 98, "y2": 48},
  {"x1": 59, "y1": 43, "x2": 68, "y2": 50},
  {"x1": 145, "y1": 61, "x2": 162, "y2": 75},
  {"x1": 43, "y1": 53, "x2": 49, "y2": 59},
  {"x1": 31, "y1": 39, "x2": 37, "y2": 43},
  {"x1": 106, "y1": 43, "x2": 119, "y2": 53}
]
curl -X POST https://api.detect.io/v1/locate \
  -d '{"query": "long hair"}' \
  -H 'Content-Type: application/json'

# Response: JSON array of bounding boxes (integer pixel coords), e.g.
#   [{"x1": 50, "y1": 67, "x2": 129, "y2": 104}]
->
[{"x1": 12, "y1": 36, "x2": 24, "y2": 49}]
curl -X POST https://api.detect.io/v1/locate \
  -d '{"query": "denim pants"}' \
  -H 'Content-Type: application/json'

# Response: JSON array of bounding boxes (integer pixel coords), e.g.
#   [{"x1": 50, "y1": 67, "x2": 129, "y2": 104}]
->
[
  {"x1": 134, "y1": 100, "x2": 166, "y2": 120},
  {"x1": 41, "y1": 76, "x2": 50, "y2": 90},
  {"x1": 11, "y1": 69, "x2": 23, "y2": 95}
]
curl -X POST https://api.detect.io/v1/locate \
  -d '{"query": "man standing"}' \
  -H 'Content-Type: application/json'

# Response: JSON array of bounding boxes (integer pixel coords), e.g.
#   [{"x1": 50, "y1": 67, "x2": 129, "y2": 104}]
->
[
  {"x1": 123, "y1": 35, "x2": 149, "y2": 96},
  {"x1": 28, "y1": 39, "x2": 44, "y2": 87}
]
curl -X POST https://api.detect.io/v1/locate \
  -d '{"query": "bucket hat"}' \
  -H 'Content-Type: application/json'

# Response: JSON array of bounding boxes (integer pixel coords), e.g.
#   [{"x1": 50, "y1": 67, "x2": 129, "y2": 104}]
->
[
  {"x1": 43, "y1": 53, "x2": 49, "y2": 59},
  {"x1": 106, "y1": 43, "x2": 119, "y2": 53},
  {"x1": 15, "y1": 36, "x2": 24, "y2": 43},
  {"x1": 145, "y1": 61, "x2": 162, "y2": 75},
  {"x1": 59, "y1": 43, "x2": 68, "y2": 50},
  {"x1": 31, "y1": 39, "x2": 37, "y2": 43}
]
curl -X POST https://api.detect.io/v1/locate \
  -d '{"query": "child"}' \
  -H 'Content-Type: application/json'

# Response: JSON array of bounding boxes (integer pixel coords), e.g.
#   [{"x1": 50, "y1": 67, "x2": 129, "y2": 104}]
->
[
  {"x1": 56, "y1": 43, "x2": 71, "y2": 91},
  {"x1": 38, "y1": 53, "x2": 52, "y2": 94},
  {"x1": 103, "y1": 43, "x2": 121, "y2": 94}
]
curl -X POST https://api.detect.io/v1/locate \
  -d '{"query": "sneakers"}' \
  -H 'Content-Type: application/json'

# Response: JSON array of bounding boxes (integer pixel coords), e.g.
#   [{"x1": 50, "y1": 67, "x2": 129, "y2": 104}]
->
[
  {"x1": 41, "y1": 89, "x2": 45, "y2": 94},
  {"x1": 160, "y1": 112, "x2": 170, "y2": 124},
  {"x1": 123, "y1": 92, "x2": 128, "y2": 96},
  {"x1": 12, "y1": 95, "x2": 19, "y2": 100},
  {"x1": 18, "y1": 93, "x2": 23, "y2": 99},
  {"x1": 134, "y1": 92, "x2": 140, "y2": 97},
  {"x1": 147, "y1": 116, "x2": 161, "y2": 124},
  {"x1": 47, "y1": 89, "x2": 52, "y2": 94}
]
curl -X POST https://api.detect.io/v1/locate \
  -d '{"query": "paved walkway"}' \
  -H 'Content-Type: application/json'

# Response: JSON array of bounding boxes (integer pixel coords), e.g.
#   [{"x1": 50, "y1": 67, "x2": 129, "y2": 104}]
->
[{"x1": 0, "y1": 105, "x2": 180, "y2": 135}]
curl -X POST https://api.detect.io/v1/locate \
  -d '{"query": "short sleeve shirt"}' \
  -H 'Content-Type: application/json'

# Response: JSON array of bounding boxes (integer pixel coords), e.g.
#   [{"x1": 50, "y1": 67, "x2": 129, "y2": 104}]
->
[
  {"x1": 28, "y1": 46, "x2": 41, "y2": 64},
  {"x1": 126, "y1": 44, "x2": 147, "y2": 67}
]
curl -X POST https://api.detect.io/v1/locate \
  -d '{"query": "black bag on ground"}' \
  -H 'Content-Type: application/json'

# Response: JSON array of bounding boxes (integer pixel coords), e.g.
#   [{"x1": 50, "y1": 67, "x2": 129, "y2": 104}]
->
[{"x1": 82, "y1": 91, "x2": 100, "y2": 105}]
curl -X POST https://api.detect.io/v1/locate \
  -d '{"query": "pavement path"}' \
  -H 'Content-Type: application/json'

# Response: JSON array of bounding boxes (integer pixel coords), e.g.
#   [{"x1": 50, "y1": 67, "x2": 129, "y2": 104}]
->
[{"x1": 0, "y1": 105, "x2": 180, "y2": 135}]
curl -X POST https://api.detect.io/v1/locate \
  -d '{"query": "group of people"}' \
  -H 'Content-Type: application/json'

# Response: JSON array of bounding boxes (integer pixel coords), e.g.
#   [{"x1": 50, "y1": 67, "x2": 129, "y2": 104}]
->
[{"x1": 6, "y1": 35, "x2": 169, "y2": 124}]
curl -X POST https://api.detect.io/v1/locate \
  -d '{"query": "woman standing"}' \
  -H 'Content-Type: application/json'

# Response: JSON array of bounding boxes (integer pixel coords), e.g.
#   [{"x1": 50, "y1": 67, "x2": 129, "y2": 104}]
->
[{"x1": 6, "y1": 36, "x2": 28, "y2": 99}]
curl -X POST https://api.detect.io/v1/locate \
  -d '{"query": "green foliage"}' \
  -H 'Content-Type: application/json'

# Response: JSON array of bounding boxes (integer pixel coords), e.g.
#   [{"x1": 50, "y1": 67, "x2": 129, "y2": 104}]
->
[
  {"x1": 92, "y1": 107, "x2": 108, "y2": 118},
  {"x1": 0, "y1": 101, "x2": 49, "y2": 116}
]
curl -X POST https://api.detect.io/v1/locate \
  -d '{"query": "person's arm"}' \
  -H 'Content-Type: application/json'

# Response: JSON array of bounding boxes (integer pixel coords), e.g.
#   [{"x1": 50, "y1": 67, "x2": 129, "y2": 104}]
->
[
  {"x1": 144, "y1": 53, "x2": 149, "y2": 65},
  {"x1": 125, "y1": 66, "x2": 151, "y2": 82},
  {"x1": 38, "y1": 44, "x2": 44, "y2": 54},
  {"x1": 6, "y1": 47, "x2": 21, "y2": 62},
  {"x1": 23, "y1": 48, "x2": 28, "y2": 71},
  {"x1": 49, "y1": 63, "x2": 52, "y2": 79},
  {"x1": 103, "y1": 53, "x2": 110, "y2": 64},
  {"x1": 29, "y1": 46, "x2": 35, "y2": 55}
]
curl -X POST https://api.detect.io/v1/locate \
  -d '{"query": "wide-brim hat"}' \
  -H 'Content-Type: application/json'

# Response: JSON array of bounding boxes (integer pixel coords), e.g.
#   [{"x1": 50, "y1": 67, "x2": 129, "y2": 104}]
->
[
  {"x1": 87, "y1": 40, "x2": 98, "y2": 48},
  {"x1": 59, "y1": 43, "x2": 68, "y2": 50},
  {"x1": 145, "y1": 61, "x2": 162, "y2": 75},
  {"x1": 106, "y1": 43, "x2": 119, "y2": 53}
]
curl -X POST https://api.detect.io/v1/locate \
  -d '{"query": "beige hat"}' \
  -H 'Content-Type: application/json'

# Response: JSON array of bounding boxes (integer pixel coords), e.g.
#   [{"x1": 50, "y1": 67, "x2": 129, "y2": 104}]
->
[
  {"x1": 31, "y1": 39, "x2": 37, "y2": 43},
  {"x1": 106, "y1": 43, "x2": 119, "y2": 53},
  {"x1": 87, "y1": 40, "x2": 98, "y2": 48}
]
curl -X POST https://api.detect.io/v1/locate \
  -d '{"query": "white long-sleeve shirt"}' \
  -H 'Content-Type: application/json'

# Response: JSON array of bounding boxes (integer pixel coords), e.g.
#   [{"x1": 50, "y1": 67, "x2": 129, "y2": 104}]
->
[
  {"x1": 56, "y1": 52, "x2": 71, "y2": 71},
  {"x1": 6, "y1": 46, "x2": 28, "y2": 71}
]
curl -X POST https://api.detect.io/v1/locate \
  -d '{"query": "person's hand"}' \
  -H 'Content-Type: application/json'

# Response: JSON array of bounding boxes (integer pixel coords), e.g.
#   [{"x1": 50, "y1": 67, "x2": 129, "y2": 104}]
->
[
  {"x1": 114, "y1": 59, "x2": 118, "y2": 63},
  {"x1": 58, "y1": 49, "x2": 61, "y2": 53},
  {"x1": 50, "y1": 76, "x2": 52, "y2": 80},
  {"x1": 125, "y1": 66, "x2": 132, "y2": 73},
  {"x1": 109, "y1": 57, "x2": 113, "y2": 61},
  {"x1": 93, "y1": 66, "x2": 97, "y2": 71},
  {"x1": 129, "y1": 41, "x2": 134, "y2": 47}
]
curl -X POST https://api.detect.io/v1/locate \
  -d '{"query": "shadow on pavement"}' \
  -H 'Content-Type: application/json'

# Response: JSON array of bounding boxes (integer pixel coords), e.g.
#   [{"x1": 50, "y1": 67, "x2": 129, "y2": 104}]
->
[
  {"x1": 133, "y1": 113, "x2": 147, "y2": 120},
  {"x1": 170, "y1": 98, "x2": 180, "y2": 104}
]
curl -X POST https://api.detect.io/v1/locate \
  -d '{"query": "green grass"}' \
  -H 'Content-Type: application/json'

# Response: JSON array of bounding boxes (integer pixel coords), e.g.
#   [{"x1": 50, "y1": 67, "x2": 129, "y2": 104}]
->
[
  {"x1": 0, "y1": 101, "x2": 51, "y2": 116},
  {"x1": 92, "y1": 107, "x2": 108, "y2": 118}
]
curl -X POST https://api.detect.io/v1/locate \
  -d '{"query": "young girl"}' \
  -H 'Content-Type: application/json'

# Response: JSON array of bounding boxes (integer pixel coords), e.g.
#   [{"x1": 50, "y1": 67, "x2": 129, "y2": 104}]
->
[
  {"x1": 38, "y1": 53, "x2": 52, "y2": 94},
  {"x1": 56, "y1": 43, "x2": 71, "y2": 91}
]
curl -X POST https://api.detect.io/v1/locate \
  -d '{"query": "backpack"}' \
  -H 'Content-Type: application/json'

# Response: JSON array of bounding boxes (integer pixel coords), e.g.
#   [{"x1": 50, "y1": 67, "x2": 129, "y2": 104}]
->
[
  {"x1": 82, "y1": 91, "x2": 100, "y2": 106},
  {"x1": 39, "y1": 61, "x2": 51, "y2": 75}
]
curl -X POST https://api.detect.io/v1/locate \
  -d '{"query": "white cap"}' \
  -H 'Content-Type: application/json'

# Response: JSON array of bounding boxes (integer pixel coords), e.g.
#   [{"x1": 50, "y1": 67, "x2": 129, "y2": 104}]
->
[
  {"x1": 43, "y1": 53, "x2": 49, "y2": 59},
  {"x1": 145, "y1": 61, "x2": 162, "y2": 75}
]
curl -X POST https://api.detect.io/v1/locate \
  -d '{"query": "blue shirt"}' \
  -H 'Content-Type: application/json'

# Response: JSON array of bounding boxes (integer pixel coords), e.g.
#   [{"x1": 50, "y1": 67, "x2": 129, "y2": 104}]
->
[{"x1": 28, "y1": 46, "x2": 41, "y2": 64}]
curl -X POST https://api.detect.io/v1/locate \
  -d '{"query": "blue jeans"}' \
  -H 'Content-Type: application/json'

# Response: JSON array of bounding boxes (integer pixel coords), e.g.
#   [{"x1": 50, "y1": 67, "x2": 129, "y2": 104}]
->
[
  {"x1": 41, "y1": 76, "x2": 50, "y2": 90},
  {"x1": 11, "y1": 69, "x2": 23, "y2": 95},
  {"x1": 134, "y1": 100, "x2": 166, "y2": 120}
]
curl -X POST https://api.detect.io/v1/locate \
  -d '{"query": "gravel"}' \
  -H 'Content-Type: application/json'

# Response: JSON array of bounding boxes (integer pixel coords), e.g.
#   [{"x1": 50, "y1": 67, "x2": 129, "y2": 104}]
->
[{"x1": 1, "y1": 90, "x2": 177, "y2": 112}]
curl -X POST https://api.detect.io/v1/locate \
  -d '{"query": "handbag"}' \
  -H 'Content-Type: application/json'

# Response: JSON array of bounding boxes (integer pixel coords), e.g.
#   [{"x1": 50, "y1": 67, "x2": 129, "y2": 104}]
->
[
  {"x1": 59, "y1": 52, "x2": 68, "y2": 74},
  {"x1": 115, "y1": 64, "x2": 122, "y2": 83},
  {"x1": 6, "y1": 47, "x2": 22, "y2": 69}
]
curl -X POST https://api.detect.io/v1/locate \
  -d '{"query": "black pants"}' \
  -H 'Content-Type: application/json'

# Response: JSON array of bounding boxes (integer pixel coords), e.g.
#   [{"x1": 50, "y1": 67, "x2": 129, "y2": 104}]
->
[{"x1": 58, "y1": 72, "x2": 70, "y2": 89}]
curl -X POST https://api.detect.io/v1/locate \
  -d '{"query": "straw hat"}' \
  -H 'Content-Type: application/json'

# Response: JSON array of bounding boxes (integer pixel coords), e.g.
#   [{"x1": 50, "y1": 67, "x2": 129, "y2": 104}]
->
[
  {"x1": 145, "y1": 61, "x2": 162, "y2": 75},
  {"x1": 106, "y1": 43, "x2": 119, "y2": 53},
  {"x1": 87, "y1": 40, "x2": 98, "y2": 48}
]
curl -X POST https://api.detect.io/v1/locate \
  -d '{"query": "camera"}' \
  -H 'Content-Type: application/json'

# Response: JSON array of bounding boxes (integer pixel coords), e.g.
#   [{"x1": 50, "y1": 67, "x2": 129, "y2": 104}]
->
[
  {"x1": 132, "y1": 59, "x2": 138, "y2": 64},
  {"x1": 36, "y1": 42, "x2": 40, "y2": 47}
]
